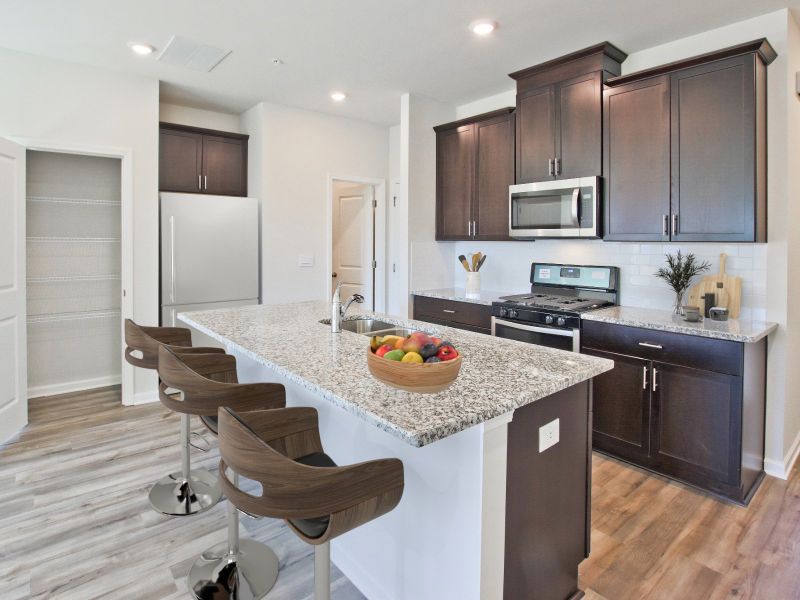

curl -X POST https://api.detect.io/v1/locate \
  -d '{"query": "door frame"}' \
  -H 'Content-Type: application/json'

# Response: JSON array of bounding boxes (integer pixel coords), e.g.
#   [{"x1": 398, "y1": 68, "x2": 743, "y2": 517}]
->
[
  {"x1": 12, "y1": 137, "x2": 135, "y2": 406},
  {"x1": 326, "y1": 175, "x2": 386, "y2": 313}
]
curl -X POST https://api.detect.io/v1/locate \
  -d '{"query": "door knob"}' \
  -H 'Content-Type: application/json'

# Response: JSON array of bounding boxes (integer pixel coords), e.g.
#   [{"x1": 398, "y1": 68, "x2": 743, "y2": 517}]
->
[{"x1": 332, "y1": 272, "x2": 338, "y2": 278}]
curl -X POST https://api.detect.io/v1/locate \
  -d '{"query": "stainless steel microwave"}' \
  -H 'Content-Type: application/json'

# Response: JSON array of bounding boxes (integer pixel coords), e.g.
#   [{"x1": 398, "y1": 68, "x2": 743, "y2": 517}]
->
[{"x1": 509, "y1": 176, "x2": 600, "y2": 239}]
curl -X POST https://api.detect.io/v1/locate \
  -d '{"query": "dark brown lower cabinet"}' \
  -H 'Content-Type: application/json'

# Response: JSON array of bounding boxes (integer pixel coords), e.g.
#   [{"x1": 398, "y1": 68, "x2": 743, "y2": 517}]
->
[
  {"x1": 582, "y1": 348, "x2": 651, "y2": 463},
  {"x1": 582, "y1": 320, "x2": 766, "y2": 504},
  {"x1": 412, "y1": 295, "x2": 491, "y2": 334}
]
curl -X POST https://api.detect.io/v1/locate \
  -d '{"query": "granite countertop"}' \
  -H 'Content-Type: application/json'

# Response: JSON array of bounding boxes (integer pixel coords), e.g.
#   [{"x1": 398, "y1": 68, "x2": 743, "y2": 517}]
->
[
  {"x1": 179, "y1": 301, "x2": 613, "y2": 447},
  {"x1": 412, "y1": 288, "x2": 515, "y2": 306},
  {"x1": 582, "y1": 306, "x2": 777, "y2": 343}
]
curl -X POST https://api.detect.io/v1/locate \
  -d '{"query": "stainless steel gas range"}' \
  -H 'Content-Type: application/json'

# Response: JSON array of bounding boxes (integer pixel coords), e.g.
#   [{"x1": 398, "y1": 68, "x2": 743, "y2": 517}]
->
[{"x1": 491, "y1": 263, "x2": 619, "y2": 352}]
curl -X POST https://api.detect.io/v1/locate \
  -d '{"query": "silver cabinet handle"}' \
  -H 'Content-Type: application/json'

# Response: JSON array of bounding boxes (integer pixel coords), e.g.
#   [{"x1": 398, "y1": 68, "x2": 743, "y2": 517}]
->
[
  {"x1": 204, "y1": 175, "x2": 208, "y2": 190},
  {"x1": 652, "y1": 367, "x2": 659, "y2": 391},
  {"x1": 638, "y1": 342, "x2": 663, "y2": 349},
  {"x1": 169, "y1": 215, "x2": 176, "y2": 303},
  {"x1": 198, "y1": 175, "x2": 202, "y2": 190},
  {"x1": 671, "y1": 214, "x2": 678, "y2": 236},
  {"x1": 472, "y1": 220, "x2": 477, "y2": 238},
  {"x1": 642, "y1": 365, "x2": 648, "y2": 390},
  {"x1": 548, "y1": 159, "x2": 554, "y2": 177},
  {"x1": 554, "y1": 157, "x2": 561, "y2": 176},
  {"x1": 443, "y1": 309, "x2": 456, "y2": 314},
  {"x1": 662, "y1": 214, "x2": 669, "y2": 236}
]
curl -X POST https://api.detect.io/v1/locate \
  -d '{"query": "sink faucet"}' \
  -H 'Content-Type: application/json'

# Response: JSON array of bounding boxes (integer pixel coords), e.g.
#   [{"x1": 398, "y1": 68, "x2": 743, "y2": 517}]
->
[{"x1": 331, "y1": 282, "x2": 365, "y2": 333}]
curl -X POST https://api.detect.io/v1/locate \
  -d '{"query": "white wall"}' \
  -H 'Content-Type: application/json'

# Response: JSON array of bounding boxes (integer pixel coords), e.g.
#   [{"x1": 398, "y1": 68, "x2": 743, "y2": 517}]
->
[
  {"x1": 448, "y1": 9, "x2": 799, "y2": 476},
  {"x1": 241, "y1": 102, "x2": 389, "y2": 304},
  {"x1": 401, "y1": 93, "x2": 457, "y2": 317},
  {"x1": 159, "y1": 102, "x2": 242, "y2": 133},
  {"x1": 0, "y1": 47, "x2": 160, "y2": 403}
]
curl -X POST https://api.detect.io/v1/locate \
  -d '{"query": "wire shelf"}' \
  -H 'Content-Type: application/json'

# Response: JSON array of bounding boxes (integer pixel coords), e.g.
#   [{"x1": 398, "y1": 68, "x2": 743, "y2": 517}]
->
[
  {"x1": 27, "y1": 236, "x2": 120, "y2": 243},
  {"x1": 27, "y1": 274, "x2": 120, "y2": 283},
  {"x1": 26, "y1": 310, "x2": 121, "y2": 324},
  {"x1": 27, "y1": 195, "x2": 121, "y2": 206}
]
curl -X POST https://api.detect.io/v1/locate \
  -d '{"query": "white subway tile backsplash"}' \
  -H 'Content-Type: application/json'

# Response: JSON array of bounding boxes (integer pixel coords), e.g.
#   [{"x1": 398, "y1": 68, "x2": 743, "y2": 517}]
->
[{"x1": 450, "y1": 240, "x2": 767, "y2": 316}]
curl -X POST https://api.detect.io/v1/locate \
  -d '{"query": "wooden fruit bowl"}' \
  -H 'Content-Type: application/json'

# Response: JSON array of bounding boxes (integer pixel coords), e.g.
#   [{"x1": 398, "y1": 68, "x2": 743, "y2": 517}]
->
[{"x1": 366, "y1": 347, "x2": 462, "y2": 394}]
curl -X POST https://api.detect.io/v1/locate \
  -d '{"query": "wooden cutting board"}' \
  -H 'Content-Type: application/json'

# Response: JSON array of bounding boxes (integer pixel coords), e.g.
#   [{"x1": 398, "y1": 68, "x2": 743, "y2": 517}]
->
[{"x1": 687, "y1": 253, "x2": 742, "y2": 318}]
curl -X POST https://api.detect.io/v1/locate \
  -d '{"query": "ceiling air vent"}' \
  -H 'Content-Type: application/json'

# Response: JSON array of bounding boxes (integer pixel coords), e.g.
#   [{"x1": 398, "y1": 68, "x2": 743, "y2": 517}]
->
[{"x1": 157, "y1": 35, "x2": 231, "y2": 72}]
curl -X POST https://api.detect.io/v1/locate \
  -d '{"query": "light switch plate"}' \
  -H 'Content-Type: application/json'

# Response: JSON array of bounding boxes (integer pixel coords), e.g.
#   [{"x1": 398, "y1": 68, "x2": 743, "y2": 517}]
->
[
  {"x1": 539, "y1": 418, "x2": 560, "y2": 453},
  {"x1": 298, "y1": 254, "x2": 314, "y2": 267}
]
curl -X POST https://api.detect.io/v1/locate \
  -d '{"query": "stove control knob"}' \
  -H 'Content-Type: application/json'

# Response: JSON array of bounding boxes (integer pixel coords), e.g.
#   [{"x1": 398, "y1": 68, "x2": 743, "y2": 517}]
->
[
  {"x1": 557, "y1": 316, "x2": 566, "y2": 327},
  {"x1": 499, "y1": 307, "x2": 507, "y2": 317},
  {"x1": 544, "y1": 314, "x2": 554, "y2": 325},
  {"x1": 508, "y1": 309, "x2": 518, "y2": 319}
]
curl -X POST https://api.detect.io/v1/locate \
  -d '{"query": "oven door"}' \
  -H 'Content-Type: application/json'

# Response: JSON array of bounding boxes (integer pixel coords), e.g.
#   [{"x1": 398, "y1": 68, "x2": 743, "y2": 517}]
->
[
  {"x1": 491, "y1": 317, "x2": 580, "y2": 352},
  {"x1": 509, "y1": 176, "x2": 599, "y2": 238}
]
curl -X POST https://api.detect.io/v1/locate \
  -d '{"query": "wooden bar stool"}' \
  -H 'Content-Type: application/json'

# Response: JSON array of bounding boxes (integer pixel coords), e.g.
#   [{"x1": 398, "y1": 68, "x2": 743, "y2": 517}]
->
[
  {"x1": 217, "y1": 406, "x2": 405, "y2": 600},
  {"x1": 124, "y1": 318, "x2": 227, "y2": 516},
  {"x1": 158, "y1": 346, "x2": 286, "y2": 600}
]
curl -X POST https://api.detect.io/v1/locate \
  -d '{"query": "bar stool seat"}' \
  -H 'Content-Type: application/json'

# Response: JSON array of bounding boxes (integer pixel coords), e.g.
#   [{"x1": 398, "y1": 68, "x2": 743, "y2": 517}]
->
[{"x1": 124, "y1": 318, "x2": 226, "y2": 516}]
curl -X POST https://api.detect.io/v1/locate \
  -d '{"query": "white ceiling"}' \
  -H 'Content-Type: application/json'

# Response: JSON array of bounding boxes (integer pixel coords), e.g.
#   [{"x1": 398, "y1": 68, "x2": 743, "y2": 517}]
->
[{"x1": 0, "y1": 0, "x2": 794, "y2": 125}]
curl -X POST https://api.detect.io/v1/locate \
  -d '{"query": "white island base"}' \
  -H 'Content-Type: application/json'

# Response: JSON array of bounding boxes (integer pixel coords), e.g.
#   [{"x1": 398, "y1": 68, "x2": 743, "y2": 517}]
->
[{"x1": 231, "y1": 347, "x2": 591, "y2": 600}]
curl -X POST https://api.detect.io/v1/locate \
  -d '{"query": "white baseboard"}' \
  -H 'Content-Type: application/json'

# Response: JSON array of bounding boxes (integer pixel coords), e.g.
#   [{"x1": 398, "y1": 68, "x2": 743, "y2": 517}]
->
[
  {"x1": 764, "y1": 429, "x2": 800, "y2": 480},
  {"x1": 28, "y1": 375, "x2": 121, "y2": 399},
  {"x1": 128, "y1": 391, "x2": 160, "y2": 406}
]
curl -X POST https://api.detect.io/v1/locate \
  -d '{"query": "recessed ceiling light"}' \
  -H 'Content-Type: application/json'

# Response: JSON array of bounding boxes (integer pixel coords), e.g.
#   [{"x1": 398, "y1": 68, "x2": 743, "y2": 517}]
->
[
  {"x1": 330, "y1": 91, "x2": 347, "y2": 102},
  {"x1": 470, "y1": 20, "x2": 497, "y2": 36},
  {"x1": 128, "y1": 42, "x2": 156, "y2": 56}
]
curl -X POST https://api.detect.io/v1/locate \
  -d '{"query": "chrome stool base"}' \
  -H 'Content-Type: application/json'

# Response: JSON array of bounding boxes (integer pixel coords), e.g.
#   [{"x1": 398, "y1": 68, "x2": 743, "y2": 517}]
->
[
  {"x1": 148, "y1": 468, "x2": 222, "y2": 516},
  {"x1": 189, "y1": 538, "x2": 279, "y2": 600}
]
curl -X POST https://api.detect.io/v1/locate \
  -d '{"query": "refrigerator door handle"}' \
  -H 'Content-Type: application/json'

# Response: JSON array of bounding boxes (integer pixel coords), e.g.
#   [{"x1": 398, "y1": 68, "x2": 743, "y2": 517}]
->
[{"x1": 169, "y1": 215, "x2": 176, "y2": 303}]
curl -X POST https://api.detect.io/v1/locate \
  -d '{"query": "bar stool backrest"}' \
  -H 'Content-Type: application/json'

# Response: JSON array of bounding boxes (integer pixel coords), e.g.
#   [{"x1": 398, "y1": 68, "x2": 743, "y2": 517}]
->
[
  {"x1": 218, "y1": 406, "x2": 404, "y2": 544},
  {"x1": 157, "y1": 345, "x2": 286, "y2": 417},
  {"x1": 124, "y1": 319, "x2": 194, "y2": 369}
]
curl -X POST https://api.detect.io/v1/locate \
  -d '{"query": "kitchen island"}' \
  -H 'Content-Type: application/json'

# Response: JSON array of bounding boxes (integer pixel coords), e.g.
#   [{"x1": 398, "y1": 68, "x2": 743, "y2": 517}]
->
[{"x1": 180, "y1": 302, "x2": 613, "y2": 600}]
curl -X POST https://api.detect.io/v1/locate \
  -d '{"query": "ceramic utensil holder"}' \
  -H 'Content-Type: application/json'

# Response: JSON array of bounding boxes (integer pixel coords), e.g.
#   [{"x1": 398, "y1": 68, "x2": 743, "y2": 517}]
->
[{"x1": 465, "y1": 272, "x2": 481, "y2": 298}]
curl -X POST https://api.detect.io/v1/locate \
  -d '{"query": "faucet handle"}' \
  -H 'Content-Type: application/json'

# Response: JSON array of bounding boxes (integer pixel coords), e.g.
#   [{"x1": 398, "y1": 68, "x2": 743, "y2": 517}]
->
[{"x1": 352, "y1": 293, "x2": 365, "y2": 303}]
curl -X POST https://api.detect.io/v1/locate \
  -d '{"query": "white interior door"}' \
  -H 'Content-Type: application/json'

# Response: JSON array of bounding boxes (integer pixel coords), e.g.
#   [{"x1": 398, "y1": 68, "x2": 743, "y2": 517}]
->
[
  {"x1": 0, "y1": 137, "x2": 27, "y2": 443},
  {"x1": 332, "y1": 184, "x2": 374, "y2": 308}
]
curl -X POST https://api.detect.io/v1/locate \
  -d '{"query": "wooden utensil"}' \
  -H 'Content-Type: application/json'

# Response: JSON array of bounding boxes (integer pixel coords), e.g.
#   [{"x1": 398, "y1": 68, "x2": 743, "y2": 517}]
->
[
  {"x1": 476, "y1": 254, "x2": 487, "y2": 271},
  {"x1": 687, "y1": 253, "x2": 743, "y2": 318},
  {"x1": 458, "y1": 255, "x2": 471, "y2": 272},
  {"x1": 471, "y1": 253, "x2": 481, "y2": 272}
]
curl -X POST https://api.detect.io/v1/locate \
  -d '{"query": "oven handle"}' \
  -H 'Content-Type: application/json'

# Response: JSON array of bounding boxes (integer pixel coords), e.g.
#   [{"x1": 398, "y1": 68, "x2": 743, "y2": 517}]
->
[{"x1": 492, "y1": 317, "x2": 580, "y2": 352}]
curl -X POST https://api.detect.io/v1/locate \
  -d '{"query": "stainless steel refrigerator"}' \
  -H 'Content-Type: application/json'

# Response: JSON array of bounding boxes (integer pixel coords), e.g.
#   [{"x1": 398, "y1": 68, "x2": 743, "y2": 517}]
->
[{"x1": 160, "y1": 193, "x2": 259, "y2": 336}]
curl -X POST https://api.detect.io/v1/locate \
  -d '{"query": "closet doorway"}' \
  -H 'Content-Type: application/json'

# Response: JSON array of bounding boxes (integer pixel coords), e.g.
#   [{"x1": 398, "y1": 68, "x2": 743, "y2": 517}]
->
[{"x1": 25, "y1": 147, "x2": 133, "y2": 403}]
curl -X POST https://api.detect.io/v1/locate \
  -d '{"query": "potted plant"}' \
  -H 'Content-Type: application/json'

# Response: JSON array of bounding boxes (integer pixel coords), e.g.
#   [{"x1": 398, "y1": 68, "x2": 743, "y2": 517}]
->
[{"x1": 654, "y1": 250, "x2": 711, "y2": 315}]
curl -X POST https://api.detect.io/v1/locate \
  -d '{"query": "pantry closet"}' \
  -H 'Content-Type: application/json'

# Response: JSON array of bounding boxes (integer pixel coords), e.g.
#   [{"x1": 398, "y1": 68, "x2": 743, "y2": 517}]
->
[{"x1": 26, "y1": 151, "x2": 122, "y2": 397}]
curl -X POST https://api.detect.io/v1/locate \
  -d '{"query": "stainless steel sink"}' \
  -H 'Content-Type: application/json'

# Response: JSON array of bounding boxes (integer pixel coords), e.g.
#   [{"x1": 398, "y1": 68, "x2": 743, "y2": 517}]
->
[
  {"x1": 319, "y1": 318, "x2": 396, "y2": 334},
  {"x1": 369, "y1": 327, "x2": 416, "y2": 338}
]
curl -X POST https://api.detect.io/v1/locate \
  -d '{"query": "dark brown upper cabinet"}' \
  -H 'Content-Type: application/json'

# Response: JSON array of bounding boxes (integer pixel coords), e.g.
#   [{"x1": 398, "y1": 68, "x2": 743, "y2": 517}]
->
[
  {"x1": 435, "y1": 108, "x2": 515, "y2": 241},
  {"x1": 603, "y1": 39, "x2": 776, "y2": 242},
  {"x1": 159, "y1": 123, "x2": 249, "y2": 197},
  {"x1": 509, "y1": 43, "x2": 627, "y2": 184}
]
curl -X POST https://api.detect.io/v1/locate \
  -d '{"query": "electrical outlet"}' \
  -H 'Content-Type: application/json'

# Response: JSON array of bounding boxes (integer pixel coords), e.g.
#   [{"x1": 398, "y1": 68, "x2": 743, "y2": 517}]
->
[
  {"x1": 539, "y1": 418, "x2": 560, "y2": 453},
  {"x1": 297, "y1": 254, "x2": 314, "y2": 267}
]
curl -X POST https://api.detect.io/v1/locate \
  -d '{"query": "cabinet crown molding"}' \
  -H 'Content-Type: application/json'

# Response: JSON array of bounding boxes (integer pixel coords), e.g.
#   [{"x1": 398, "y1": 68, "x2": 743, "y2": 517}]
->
[
  {"x1": 433, "y1": 107, "x2": 514, "y2": 133},
  {"x1": 508, "y1": 42, "x2": 628, "y2": 81},
  {"x1": 605, "y1": 38, "x2": 777, "y2": 88}
]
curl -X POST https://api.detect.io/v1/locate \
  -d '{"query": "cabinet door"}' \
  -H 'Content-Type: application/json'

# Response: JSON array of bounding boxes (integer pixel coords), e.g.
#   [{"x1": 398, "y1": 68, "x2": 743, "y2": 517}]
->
[
  {"x1": 516, "y1": 86, "x2": 556, "y2": 183},
  {"x1": 474, "y1": 112, "x2": 514, "y2": 240},
  {"x1": 159, "y1": 128, "x2": 202, "y2": 193},
  {"x1": 436, "y1": 124, "x2": 474, "y2": 240},
  {"x1": 603, "y1": 76, "x2": 671, "y2": 241},
  {"x1": 582, "y1": 348, "x2": 651, "y2": 463},
  {"x1": 670, "y1": 55, "x2": 756, "y2": 241},
  {"x1": 557, "y1": 72, "x2": 602, "y2": 179},
  {"x1": 651, "y1": 362, "x2": 742, "y2": 489},
  {"x1": 202, "y1": 135, "x2": 247, "y2": 197}
]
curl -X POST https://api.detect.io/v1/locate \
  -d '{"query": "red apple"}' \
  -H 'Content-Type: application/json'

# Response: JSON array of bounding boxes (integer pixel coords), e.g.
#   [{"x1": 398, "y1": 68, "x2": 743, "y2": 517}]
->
[
  {"x1": 437, "y1": 345, "x2": 458, "y2": 361},
  {"x1": 375, "y1": 344, "x2": 394, "y2": 358}
]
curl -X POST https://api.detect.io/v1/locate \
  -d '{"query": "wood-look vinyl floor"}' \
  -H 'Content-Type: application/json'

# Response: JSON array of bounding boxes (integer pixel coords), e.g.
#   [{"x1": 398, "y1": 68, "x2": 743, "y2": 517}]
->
[
  {"x1": 581, "y1": 453, "x2": 800, "y2": 600},
  {"x1": 2, "y1": 387, "x2": 798, "y2": 599},
  {"x1": 0, "y1": 387, "x2": 365, "y2": 600}
]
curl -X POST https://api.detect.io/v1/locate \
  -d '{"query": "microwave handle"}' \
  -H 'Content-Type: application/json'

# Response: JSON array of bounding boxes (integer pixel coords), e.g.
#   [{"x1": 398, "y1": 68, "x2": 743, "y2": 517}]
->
[{"x1": 571, "y1": 187, "x2": 581, "y2": 227}]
